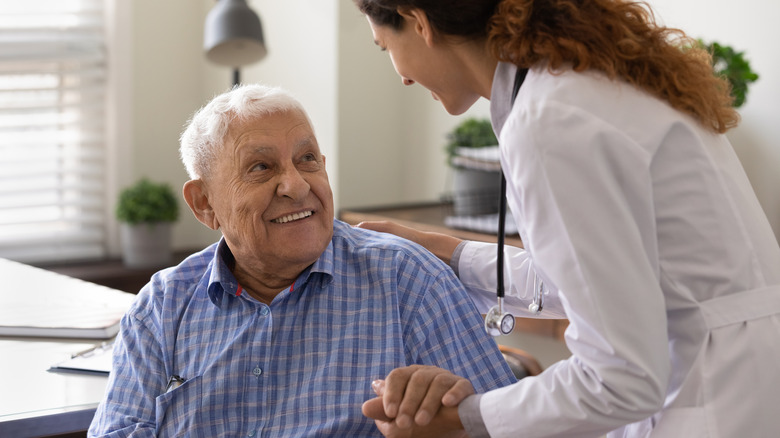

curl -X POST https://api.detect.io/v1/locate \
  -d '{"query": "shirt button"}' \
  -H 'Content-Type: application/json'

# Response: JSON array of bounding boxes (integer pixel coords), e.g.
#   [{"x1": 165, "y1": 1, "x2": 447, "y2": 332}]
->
[
  {"x1": 248, "y1": 430, "x2": 256, "y2": 437},
  {"x1": 252, "y1": 367, "x2": 263, "y2": 376},
  {"x1": 260, "y1": 307, "x2": 269, "y2": 316}
]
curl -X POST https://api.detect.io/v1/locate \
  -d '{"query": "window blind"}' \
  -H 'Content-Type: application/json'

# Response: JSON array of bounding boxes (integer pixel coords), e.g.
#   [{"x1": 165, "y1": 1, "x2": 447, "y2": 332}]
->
[{"x1": 0, "y1": 0, "x2": 108, "y2": 263}]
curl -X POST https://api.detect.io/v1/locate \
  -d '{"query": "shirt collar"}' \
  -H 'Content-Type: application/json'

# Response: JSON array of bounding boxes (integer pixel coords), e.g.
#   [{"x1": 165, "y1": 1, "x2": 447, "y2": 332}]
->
[
  {"x1": 206, "y1": 229, "x2": 338, "y2": 307},
  {"x1": 303, "y1": 220, "x2": 342, "y2": 289},
  {"x1": 206, "y1": 238, "x2": 239, "y2": 307}
]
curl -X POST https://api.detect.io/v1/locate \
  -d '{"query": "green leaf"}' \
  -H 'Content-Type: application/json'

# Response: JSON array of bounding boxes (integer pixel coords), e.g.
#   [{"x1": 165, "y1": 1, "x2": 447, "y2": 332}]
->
[
  {"x1": 445, "y1": 118, "x2": 498, "y2": 166},
  {"x1": 116, "y1": 178, "x2": 180, "y2": 224},
  {"x1": 699, "y1": 39, "x2": 759, "y2": 108}
]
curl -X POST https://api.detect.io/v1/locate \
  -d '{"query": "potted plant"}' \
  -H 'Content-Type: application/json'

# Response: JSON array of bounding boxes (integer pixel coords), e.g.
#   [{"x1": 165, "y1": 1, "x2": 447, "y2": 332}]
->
[
  {"x1": 699, "y1": 40, "x2": 759, "y2": 108},
  {"x1": 445, "y1": 118, "x2": 501, "y2": 216},
  {"x1": 445, "y1": 117, "x2": 499, "y2": 166},
  {"x1": 116, "y1": 178, "x2": 179, "y2": 268}
]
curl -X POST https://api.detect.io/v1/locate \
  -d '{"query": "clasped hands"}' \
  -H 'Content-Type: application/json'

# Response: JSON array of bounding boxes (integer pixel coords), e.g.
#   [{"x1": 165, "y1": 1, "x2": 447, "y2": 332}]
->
[{"x1": 362, "y1": 365, "x2": 474, "y2": 438}]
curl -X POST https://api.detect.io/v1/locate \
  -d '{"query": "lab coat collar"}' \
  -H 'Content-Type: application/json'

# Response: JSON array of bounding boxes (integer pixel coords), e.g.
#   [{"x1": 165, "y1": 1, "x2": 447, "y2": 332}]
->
[{"x1": 489, "y1": 61, "x2": 518, "y2": 137}]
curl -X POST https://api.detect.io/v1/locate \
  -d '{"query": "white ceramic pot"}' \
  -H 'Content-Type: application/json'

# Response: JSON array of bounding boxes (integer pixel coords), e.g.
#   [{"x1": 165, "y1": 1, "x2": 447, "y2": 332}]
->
[{"x1": 119, "y1": 222, "x2": 173, "y2": 268}]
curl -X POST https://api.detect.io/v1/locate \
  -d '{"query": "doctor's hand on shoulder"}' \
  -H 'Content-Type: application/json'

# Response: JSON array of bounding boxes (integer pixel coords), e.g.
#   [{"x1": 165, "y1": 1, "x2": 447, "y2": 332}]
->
[
  {"x1": 356, "y1": 221, "x2": 463, "y2": 265},
  {"x1": 362, "y1": 364, "x2": 474, "y2": 438}
]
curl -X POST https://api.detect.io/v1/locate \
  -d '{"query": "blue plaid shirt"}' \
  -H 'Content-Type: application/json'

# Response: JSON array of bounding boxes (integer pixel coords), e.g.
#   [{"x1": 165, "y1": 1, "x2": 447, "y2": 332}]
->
[{"x1": 89, "y1": 220, "x2": 515, "y2": 437}]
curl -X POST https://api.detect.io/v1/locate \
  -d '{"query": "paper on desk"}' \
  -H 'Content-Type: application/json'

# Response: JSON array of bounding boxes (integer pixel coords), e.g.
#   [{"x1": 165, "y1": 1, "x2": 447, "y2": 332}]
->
[{"x1": 48, "y1": 342, "x2": 113, "y2": 375}]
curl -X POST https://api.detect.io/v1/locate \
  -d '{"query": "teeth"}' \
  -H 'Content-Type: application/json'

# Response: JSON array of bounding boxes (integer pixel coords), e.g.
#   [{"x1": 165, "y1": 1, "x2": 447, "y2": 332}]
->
[{"x1": 273, "y1": 211, "x2": 313, "y2": 224}]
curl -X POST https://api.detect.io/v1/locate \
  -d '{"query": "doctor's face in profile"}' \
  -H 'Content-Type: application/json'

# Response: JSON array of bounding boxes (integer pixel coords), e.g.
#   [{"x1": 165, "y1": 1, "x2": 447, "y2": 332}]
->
[{"x1": 366, "y1": 13, "x2": 481, "y2": 115}]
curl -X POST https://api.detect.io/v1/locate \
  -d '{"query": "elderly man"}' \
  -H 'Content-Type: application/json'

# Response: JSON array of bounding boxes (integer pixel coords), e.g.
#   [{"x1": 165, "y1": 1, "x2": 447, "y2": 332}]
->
[{"x1": 88, "y1": 84, "x2": 515, "y2": 437}]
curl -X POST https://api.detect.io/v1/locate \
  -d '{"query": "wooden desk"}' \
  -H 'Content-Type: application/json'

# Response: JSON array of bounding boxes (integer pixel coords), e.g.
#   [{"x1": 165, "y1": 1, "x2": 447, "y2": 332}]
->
[
  {"x1": 0, "y1": 338, "x2": 108, "y2": 438},
  {"x1": 339, "y1": 202, "x2": 568, "y2": 340}
]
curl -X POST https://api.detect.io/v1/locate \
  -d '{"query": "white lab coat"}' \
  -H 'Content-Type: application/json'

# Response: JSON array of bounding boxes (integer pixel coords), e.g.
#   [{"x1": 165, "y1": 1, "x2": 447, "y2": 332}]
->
[{"x1": 458, "y1": 62, "x2": 780, "y2": 437}]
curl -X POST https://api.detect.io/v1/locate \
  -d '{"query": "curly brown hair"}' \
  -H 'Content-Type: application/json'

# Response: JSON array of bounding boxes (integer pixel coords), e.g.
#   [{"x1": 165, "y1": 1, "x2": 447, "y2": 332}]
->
[
  {"x1": 488, "y1": 0, "x2": 739, "y2": 133},
  {"x1": 354, "y1": 0, "x2": 739, "y2": 133}
]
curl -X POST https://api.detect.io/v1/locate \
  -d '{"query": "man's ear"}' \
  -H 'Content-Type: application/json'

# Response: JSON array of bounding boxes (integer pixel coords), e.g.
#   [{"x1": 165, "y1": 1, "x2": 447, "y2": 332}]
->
[
  {"x1": 183, "y1": 179, "x2": 219, "y2": 230},
  {"x1": 397, "y1": 7, "x2": 435, "y2": 47}
]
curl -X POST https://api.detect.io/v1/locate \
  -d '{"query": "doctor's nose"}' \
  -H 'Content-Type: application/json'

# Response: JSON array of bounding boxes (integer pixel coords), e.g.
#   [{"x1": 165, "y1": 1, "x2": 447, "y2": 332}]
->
[{"x1": 402, "y1": 77, "x2": 415, "y2": 86}]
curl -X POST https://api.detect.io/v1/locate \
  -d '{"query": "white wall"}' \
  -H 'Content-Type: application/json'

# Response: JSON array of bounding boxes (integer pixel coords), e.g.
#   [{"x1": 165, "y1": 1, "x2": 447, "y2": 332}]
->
[
  {"x1": 336, "y1": 5, "x2": 407, "y2": 209},
  {"x1": 649, "y1": 0, "x2": 780, "y2": 241},
  {"x1": 119, "y1": 0, "x2": 221, "y2": 255},
  {"x1": 124, "y1": 0, "x2": 779, "y2": 255},
  {"x1": 337, "y1": 8, "x2": 492, "y2": 209}
]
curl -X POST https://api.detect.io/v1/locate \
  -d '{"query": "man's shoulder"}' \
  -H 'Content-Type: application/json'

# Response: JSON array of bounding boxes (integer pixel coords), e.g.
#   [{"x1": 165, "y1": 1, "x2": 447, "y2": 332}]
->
[
  {"x1": 332, "y1": 219, "x2": 440, "y2": 265},
  {"x1": 155, "y1": 245, "x2": 216, "y2": 287},
  {"x1": 329, "y1": 220, "x2": 462, "y2": 302}
]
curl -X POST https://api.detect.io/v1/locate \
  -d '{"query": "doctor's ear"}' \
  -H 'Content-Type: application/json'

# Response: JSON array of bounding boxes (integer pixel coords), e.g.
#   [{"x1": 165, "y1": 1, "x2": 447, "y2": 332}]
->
[
  {"x1": 183, "y1": 179, "x2": 219, "y2": 230},
  {"x1": 396, "y1": 7, "x2": 435, "y2": 47}
]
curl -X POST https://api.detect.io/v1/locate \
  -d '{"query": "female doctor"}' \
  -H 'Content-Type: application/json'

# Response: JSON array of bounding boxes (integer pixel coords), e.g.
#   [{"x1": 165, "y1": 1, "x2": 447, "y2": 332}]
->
[{"x1": 352, "y1": 0, "x2": 780, "y2": 437}]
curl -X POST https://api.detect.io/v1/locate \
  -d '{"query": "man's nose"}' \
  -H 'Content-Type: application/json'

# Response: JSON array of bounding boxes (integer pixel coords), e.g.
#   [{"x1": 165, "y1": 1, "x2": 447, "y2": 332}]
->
[
  {"x1": 276, "y1": 167, "x2": 310, "y2": 200},
  {"x1": 402, "y1": 77, "x2": 415, "y2": 86}
]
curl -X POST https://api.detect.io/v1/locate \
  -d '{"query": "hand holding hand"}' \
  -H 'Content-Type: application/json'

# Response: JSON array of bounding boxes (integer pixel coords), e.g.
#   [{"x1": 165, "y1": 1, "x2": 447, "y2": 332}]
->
[{"x1": 362, "y1": 365, "x2": 474, "y2": 437}]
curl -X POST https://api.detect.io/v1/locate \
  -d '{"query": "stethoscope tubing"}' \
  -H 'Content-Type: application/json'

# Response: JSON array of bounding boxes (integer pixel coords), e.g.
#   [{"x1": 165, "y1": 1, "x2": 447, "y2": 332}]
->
[
  {"x1": 492, "y1": 67, "x2": 541, "y2": 335},
  {"x1": 497, "y1": 173, "x2": 508, "y2": 300}
]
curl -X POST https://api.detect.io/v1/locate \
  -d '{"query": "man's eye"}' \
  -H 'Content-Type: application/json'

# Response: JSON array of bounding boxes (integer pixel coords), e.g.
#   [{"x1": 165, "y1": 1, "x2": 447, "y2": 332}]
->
[
  {"x1": 252, "y1": 163, "x2": 269, "y2": 171},
  {"x1": 302, "y1": 153, "x2": 317, "y2": 162}
]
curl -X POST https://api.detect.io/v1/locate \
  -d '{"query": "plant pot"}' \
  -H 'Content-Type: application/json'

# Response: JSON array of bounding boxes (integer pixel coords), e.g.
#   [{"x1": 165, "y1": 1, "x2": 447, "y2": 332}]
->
[
  {"x1": 451, "y1": 167, "x2": 501, "y2": 216},
  {"x1": 120, "y1": 222, "x2": 173, "y2": 268}
]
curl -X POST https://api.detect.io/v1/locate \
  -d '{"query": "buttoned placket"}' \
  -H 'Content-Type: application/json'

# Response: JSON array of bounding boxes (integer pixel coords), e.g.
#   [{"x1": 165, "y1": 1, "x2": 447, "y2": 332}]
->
[
  {"x1": 245, "y1": 300, "x2": 272, "y2": 437},
  {"x1": 252, "y1": 306, "x2": 271, "y2": 381}
]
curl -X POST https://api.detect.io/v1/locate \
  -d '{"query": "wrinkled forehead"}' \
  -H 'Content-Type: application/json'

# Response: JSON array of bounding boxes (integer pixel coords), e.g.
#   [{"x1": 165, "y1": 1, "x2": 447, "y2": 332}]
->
[{"x1": 223, "y1": 108, "x2": 318, "y2": 154}]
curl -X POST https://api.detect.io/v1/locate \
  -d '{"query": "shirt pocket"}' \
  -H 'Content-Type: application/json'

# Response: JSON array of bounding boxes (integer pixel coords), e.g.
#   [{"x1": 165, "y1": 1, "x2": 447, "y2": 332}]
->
[{"x1": 155, "y1": 375, "x2": 204, "y2": 438}]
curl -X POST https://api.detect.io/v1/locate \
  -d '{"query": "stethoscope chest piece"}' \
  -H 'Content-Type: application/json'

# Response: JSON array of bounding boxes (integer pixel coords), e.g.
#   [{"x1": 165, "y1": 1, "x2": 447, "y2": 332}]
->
[{"x1": 485, "y1": 301, "x2": 515, "y2": 336}]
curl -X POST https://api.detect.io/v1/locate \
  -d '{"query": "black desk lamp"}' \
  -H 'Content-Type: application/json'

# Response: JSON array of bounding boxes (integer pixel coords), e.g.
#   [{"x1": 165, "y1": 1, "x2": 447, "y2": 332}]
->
[{"x1": 204, "y1": 0, "x2": 267, "y2": 86}]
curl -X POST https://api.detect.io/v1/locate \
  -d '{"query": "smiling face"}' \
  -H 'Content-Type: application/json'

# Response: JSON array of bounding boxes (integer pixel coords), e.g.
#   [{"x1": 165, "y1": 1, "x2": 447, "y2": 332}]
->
[
  {"x1": 199, "y1": 109, "x2": 334, "y2": 281},
  {"x1": 366, "y1": 11, "x2": 484, "y2": 115}
]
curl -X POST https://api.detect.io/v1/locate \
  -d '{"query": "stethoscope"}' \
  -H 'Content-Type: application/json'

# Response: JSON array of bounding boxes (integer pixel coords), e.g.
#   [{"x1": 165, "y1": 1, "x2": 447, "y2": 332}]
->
[{"x1": 484, "y1": 67, "x2": 544, "y2": 337}]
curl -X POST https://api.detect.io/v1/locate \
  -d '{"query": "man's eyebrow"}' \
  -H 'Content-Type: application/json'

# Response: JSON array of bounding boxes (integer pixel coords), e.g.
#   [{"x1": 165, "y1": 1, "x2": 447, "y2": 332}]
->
[{"x1": 294, "y1": 137, "x2": 317, "y2": 150}]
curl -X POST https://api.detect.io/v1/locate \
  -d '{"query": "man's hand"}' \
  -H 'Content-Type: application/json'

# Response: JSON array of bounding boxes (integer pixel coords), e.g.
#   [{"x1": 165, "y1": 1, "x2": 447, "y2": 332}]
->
[{"x1": 362, "y1": 365, "x2": 474, "y2": 437}]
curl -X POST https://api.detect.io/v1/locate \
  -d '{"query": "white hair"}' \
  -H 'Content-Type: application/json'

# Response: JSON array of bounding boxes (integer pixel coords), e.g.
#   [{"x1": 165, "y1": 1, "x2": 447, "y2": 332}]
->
[{"x1": 179, "y1": 84, "x2": 312, "y2": 179}]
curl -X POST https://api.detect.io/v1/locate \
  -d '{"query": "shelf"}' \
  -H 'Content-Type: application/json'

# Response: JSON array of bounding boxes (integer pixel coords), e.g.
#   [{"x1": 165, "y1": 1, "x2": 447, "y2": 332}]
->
[
  {"x1": 33, "y1": 251, "x2": 195, "y2": 294},
  {"x1": 339, "y1": 202, "x2": 524, "y2": 247}
]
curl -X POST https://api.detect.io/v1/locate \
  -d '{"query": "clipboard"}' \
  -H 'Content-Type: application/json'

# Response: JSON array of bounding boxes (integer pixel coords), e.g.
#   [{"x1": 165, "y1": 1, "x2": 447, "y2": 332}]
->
[{"x1": 48, "y1": 342, "x2": 114, "y2": 376}]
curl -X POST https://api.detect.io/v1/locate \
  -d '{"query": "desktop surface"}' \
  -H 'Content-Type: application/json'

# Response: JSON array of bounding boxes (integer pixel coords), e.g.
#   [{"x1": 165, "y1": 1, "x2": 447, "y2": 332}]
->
[{"x1": 0, "y1": 338, "x2": 109, "y2": 437}]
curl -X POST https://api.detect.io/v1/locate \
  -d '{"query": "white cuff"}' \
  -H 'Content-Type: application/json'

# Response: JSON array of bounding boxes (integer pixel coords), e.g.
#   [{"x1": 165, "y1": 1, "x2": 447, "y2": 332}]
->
[{"x1": 458, "y1": 393, "x2": 490, "y2": 438}]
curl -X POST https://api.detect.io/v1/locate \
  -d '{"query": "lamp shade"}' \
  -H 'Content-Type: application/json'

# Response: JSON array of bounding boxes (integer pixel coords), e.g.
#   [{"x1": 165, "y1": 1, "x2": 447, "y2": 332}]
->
[{"x1": 204, "y1": 0, "x2": 267, "y2": 67}]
